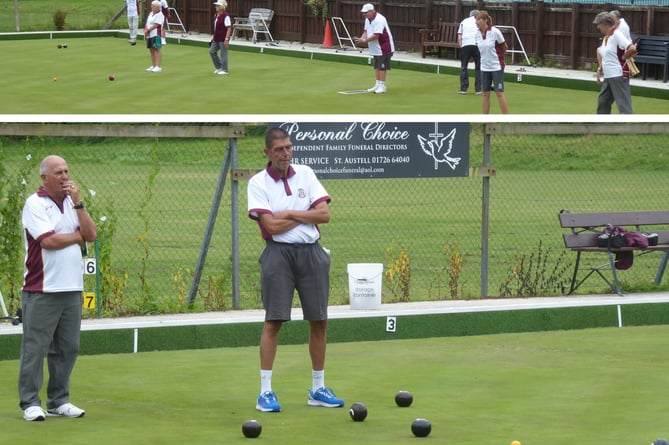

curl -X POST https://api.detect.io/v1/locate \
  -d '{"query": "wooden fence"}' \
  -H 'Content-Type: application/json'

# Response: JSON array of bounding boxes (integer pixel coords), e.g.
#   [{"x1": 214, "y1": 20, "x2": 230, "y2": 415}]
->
[{"x1": 168, "y1": 0, "x2": 669, "y2": 68}]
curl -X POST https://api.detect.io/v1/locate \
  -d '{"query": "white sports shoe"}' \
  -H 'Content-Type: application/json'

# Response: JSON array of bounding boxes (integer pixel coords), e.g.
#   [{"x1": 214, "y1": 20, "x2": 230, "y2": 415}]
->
[
  {"x1": 47, "y1": 402, "x2": 85, "y2": 418},
  {"x1": 374, "y1": 85, "x2": 387, "y2": 94},
  {"x1": 23, "y1": 406, "x2": 46, "y2": 421},
  {"x1": 145, "y1": 66, "x2": 155, "y2": 72},
  {"x1": 151, "y1": 66, "x2": 162, "y2": 73},
  {"x1": 366, "y1": 85, "x2": 378, "y2": 93},
  {"x1": 217, "y1": 70, "x2": 228, "y2": 75}
]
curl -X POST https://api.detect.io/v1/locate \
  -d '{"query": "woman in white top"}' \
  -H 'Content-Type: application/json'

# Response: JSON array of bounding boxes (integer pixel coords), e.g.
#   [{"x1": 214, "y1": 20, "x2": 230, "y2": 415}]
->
[
  {"x1": 475, "y1": 10, "x2": 509, "y2": 114},
  {"x1": 594, "y1": 11, "x2": 637, "y2": 114},
  {"x1": 144, "y1": 1, "x2": 165, "y2": 72}
]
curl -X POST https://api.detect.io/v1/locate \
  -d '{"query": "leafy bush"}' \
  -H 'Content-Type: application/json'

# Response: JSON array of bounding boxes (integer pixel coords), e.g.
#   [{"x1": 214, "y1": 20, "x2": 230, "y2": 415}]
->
[{"x1": 53, "y1": 9, "x2": 68, "y2": 30}]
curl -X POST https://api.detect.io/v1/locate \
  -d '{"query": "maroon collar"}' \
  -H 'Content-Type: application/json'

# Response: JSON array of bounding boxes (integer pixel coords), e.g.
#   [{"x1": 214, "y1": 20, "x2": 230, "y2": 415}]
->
[
  {"x1": 36, "y1": 186, "x2": 66, "y2": 212},
  {"x1": 265, "y1": 162, "x2": 296, "y2": 181}
]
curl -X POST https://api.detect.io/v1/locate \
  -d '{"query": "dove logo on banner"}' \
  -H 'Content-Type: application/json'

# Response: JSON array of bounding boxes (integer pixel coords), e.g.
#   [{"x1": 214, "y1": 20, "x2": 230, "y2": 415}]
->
[{"x1": 417, "y1": 125, "x2": 461, "y2": 171}]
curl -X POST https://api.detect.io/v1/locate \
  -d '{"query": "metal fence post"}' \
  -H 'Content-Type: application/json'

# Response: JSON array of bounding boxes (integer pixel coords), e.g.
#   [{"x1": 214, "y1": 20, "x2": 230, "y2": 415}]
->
[
  {"x1": 481, "y1": 130, "x2": 491, "y2": 297},
  {"x1": 230, "y1": 138, "x2": 240, "y2": 309},
  {"x1": 187, "y1": 141, "x2": 233, "y2": 307}
]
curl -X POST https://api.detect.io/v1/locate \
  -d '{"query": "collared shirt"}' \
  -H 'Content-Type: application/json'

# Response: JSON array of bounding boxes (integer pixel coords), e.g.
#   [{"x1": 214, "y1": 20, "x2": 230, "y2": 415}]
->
[
  {"x1": 476, "y1": 26, "x2": 506, "y2": 72},
  {"x1": 126, "y1": 0, "x2": 139, "y2": 17},
  {"x1": 599, "y1": 28, "x2": 632, "y2": 79},
  {"x1": 364, "y1": 12, "x2": 395, "y2": 56},
  {"x1": 618, "y1": 18, "x2": 631, "y2": 41},
  {"x1": 146, "y1": 11, "x2": 164, "y2": 38},
  {"x1": 22, "y1": 187, "x2": 84, "y2": 293},
  {"x1": 248, "y1": 163, "x2": 330, "y2": 244},
  {"x1": 458, "y1": 16, "x2": 478, "y2": 47}
]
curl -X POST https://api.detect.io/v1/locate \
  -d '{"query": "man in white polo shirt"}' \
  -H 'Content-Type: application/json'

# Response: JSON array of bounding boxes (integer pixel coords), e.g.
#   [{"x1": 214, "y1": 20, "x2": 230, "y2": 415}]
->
[
  {"x1": 248, "y1": 127, "x2": 344, "y2": 413},
  {"x1": 19, "y1": 155, "x2": 97, "y2": 421},
  {"x1": 457, "y1": 9, "x2": 481, "y2": 94},
  {"x1": 356, "y1": 3, "x2": 395, "y2": 94}
]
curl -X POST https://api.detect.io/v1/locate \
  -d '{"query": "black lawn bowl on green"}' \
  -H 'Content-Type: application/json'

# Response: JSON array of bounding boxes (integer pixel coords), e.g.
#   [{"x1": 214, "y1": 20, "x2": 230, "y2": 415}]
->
[
  {"x1": 395, "y1": 390, "x2": 413, "y2": 407},
  {"x1": 411, "y1": 418, "x2": 432, "y2": 438},
  {"x1": 348, "y1": 402, "x2": 368, "y2": 421},
  {"x1": 242, "y1": 420, "x2": 262, "y2": 438}
]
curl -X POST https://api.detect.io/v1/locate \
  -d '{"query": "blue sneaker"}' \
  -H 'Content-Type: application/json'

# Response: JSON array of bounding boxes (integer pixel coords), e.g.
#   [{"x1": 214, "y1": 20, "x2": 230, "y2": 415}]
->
[
  {"x1": 307, "y1": 387, "x2": 345, "y2": 407},
  {"x1": 256, "y1": 391, "x2": 281, "y2": 412}
]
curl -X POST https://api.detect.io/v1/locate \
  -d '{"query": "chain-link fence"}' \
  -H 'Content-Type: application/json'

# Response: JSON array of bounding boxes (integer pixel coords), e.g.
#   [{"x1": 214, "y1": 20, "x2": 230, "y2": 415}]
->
[{"x1": 1, "y1": 122, "x2": 668, "y2": 318}]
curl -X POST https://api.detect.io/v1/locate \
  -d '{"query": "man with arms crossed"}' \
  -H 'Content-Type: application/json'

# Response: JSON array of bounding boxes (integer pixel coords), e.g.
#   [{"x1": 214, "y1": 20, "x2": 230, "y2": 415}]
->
[
  {"x1": 20, "y1": 155, "x2": 97, "y2": 421},
  {"x1": 248, "y1": 127, "x2": 344, "y2": 413}
]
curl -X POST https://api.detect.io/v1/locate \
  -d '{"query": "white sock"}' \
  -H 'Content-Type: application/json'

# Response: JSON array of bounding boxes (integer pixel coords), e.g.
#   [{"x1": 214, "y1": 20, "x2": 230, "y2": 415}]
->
[
  {"x1": 312, "y1": 370, "x2": 324, "y2": 392},
  {"x1": 260, "y1": 369, "x2": 272, "y2": 393}
]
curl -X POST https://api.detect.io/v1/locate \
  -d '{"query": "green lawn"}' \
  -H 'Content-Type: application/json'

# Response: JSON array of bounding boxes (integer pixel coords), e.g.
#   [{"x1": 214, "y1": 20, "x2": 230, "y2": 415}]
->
[
  {"x1": 0, "y1": 36, "x2": 667, "y2": 114},
  {"x1": 1, "y1": 326, "x2": 668, "y2": 444},
  {"x1": 0, "y1": 1, "x2": 118, "y2": 32}
]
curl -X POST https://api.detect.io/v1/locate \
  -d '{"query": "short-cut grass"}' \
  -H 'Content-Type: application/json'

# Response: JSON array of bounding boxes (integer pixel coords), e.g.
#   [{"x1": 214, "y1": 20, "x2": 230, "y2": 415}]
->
[
  {"x1": 1, "y1": 325, "x2": 668, "y2": 444},
  {"x1": 0, "y1": 36, "x2": 667, "y2": 114}
]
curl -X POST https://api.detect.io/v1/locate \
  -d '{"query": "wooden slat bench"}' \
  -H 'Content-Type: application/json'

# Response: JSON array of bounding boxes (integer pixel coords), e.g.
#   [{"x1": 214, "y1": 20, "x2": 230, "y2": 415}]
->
[
  {"x1": 419, "y1": 21, "x2": 460, "y2": 59},
  {"x1": 633, "y1": 35, "x2": 669, "y2": 83},
  {"x1": 559, "y1": 210, "x2": 669, "y2": 295}
]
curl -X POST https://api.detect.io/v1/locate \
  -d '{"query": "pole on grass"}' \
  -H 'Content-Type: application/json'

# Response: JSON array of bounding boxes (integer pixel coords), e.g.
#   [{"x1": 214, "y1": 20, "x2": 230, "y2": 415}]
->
[
  {"x1": 14, "y1": 0, "x2": 20, "y2": 32},
  {"x1": 187, "y1": 141, "x2": 233, "y2": 307}
]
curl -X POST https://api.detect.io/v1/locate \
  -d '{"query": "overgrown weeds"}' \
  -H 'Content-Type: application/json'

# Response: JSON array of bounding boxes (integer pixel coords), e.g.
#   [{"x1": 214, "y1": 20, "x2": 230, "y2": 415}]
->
[
  {"x1": 499, "y1": 241, "x2": 572, "y2": 297},
  {"x1": 384, "y1": 244, "x2": 411, "y2": 302}
]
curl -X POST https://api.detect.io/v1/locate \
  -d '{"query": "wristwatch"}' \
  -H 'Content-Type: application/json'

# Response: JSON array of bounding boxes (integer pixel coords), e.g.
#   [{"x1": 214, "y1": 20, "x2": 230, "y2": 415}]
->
[{"x1": 73, "y1": 202, "x2": 85, "y2": 209}]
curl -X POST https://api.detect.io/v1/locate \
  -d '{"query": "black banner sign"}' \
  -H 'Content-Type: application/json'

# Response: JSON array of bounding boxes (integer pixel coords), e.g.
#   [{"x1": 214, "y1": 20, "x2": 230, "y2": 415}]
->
[{"x1": 270, "y1": 122, "x2": 470, "y2": 179}]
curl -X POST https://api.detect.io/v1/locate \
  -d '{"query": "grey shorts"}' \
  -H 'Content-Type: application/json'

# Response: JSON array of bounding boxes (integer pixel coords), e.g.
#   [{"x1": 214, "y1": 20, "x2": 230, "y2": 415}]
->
[
  {"x1": 259, "y1": 241, "x2": 330, "y2": 321},
  {"x1": 374, "y1": 54, "x2": 392, "y2": 71},
  {"x1": 482, "y1": 70, "x2": 505, "y2": 92}
]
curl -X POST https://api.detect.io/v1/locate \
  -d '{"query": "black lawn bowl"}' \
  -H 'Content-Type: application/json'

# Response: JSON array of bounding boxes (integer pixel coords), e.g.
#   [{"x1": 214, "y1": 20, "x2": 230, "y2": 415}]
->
[
  {"x1": 395, "y1": 390, "x2": 413, "y2": 407},
  {"x1": 241, "y1": 420, "x2": 262, "y2": 438},
  {"x1": 411, "y1": 418, "x2": 432, "y2": 437},
  {"x1": 349, "y1": 402, "x2": 368, "y2": 421}
]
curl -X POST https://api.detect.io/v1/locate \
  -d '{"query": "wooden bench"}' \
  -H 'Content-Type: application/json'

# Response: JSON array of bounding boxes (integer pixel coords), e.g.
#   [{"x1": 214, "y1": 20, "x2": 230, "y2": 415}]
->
[
  {"x1": 633, "y1": 35, "x2": 669, "y2": 83},
  {"x1": 559, "y1": 210, "x2": 669, "y2": 295},
  {"x1": 419, "y1": 21, "x2": 460, "y2": 59},
  {"x1": 231, "y1": 8, "x2": 274, "y2": 43}
]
